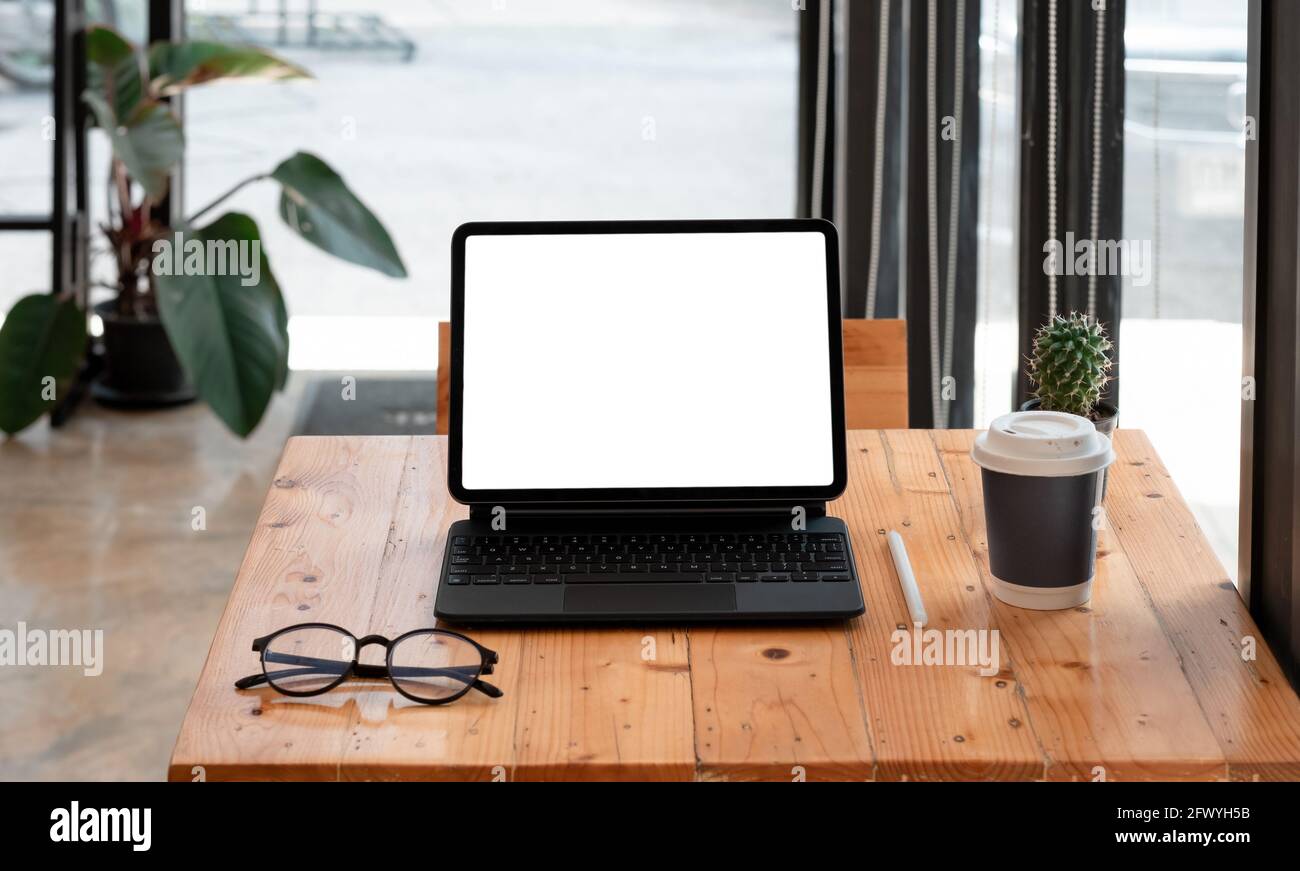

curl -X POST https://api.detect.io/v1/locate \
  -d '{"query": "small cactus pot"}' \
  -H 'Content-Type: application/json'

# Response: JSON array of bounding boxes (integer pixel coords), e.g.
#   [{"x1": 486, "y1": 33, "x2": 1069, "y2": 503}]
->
[{"x1": 1019, "y1": 398, "x2": 1118, "y2": 498}]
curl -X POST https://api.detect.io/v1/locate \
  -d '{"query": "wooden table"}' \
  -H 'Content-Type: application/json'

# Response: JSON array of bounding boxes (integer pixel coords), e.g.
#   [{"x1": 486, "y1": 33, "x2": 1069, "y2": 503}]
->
[{"x1": 169, "y1": 430, "x2": 1300, "y2": 781}]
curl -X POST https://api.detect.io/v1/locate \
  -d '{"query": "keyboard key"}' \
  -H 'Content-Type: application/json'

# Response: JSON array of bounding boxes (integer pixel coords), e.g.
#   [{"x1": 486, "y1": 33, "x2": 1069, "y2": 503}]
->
[
  {"x1": 792, "y1": 572, "x2": 818, "y2": 582},
  {"x1": 472, "y1": 575, "x2": 500, "y2": 585},
  {"x1": 760, "y1": 574, "x2": 791, "y2": 583},
  {"x1": 706, "y1": 572, "x2": 736, "y2": 583},
  {"x1": 736, "y1": 573, "x2": 759, "y2": 583},
  {"x1": 741, "y1": 562, "x2": 770, "y2": 572},
  {"x1": 619, "y1": 564, "x2": 650, "y2": 573},
  {"x1": 447, "y1": 575, "x2": 471, "y2": 585},
  {"x1": 502, "y1": 575, "x2": 530, "y2": 585},
  {"x1": 819, "y1": 562, "x2": 848, "y2": 572},
  {"x1": 567, "y1": 573, "x2": 703, "y2": 583},
  {"x1": 450, "y1": 556, "x2": 481, "y2": 566},
  {"x1": 534, "y1": 575, "x2": 561, "y2": 585},
  {"x1": 452, "y1": 536, "x2": 469, "y2": 545},
  {"x1": 820, "y1": 574, "x2": 851, "y2": 582}
]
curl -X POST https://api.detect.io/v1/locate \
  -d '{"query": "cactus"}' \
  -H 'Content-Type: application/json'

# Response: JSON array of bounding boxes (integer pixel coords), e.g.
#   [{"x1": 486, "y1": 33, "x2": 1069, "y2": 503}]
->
[{"x1": 1028, "y1": 313, "x2": 1114, "y2": 419}]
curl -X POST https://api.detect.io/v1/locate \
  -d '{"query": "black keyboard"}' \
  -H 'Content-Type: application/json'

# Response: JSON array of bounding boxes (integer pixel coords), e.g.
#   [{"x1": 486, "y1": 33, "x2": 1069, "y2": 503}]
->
[{"x1": 446, "y1": 532, "x2": 852, "y2": 586}]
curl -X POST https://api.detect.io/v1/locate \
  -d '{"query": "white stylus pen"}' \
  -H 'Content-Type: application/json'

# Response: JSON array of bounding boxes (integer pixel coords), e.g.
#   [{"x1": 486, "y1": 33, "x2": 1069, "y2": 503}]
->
[{"x1": 888, "y1": 530, "x2": 927, "y2": 627}]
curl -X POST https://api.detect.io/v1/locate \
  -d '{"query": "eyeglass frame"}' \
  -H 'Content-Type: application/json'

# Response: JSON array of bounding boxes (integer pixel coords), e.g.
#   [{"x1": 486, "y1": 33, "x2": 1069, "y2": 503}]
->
[{"x1": 234, "y1": 622, "x2": 503, "y2": 705}]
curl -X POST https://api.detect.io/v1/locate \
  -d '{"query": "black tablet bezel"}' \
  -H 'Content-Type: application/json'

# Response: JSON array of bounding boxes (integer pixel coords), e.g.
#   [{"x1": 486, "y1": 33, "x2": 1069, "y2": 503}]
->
[{"x1": 447, "y1": 218, "x2": 848, "y2": 507}]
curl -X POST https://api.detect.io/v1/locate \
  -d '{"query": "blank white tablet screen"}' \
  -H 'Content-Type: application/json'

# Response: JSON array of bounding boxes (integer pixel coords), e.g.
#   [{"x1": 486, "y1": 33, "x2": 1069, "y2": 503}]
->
[{"x1": 459, "y1": 231, "x2": 834, "y2": 490}]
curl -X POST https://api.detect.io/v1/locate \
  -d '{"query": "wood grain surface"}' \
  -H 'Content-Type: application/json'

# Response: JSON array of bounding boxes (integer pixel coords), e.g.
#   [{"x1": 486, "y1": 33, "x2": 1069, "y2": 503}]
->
[{"x1": 169, "y1": 430, "x2": 1300, "y2": 780}]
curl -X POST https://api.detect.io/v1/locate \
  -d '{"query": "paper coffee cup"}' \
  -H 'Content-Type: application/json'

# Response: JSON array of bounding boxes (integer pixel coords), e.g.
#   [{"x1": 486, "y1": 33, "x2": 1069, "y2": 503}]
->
[{"x1": 971, "y1": 411, "x2": 1115, "y2": 610}]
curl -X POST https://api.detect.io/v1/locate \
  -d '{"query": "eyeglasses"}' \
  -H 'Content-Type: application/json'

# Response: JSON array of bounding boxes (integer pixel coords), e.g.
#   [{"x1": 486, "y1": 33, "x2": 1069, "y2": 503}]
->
[{"x1": 234, "y1": 623, "x2": 503, "y2": 705}]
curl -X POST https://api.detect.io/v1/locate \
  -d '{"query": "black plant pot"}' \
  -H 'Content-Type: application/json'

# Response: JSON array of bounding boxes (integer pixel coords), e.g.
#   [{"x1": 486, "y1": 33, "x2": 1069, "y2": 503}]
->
[
  {"x1": 91, "y1": 300, "x2": 197, "y2": 407},
  {"x1": 1018, "y1": 397, "x2": 1118, "y2": 434}
]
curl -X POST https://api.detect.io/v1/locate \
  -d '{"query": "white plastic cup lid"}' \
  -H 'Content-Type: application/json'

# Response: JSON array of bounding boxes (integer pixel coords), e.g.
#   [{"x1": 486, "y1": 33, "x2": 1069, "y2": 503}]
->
[{"x1": 971, "y1": 410, "x2": 1115, "y2": 478}]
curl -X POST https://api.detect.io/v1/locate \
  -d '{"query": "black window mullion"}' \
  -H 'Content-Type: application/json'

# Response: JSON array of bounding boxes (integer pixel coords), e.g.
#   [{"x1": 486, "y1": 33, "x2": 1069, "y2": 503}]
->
[
  {"x1": 1242, "y1": 0, "x2": 1300, "y2": 688},
  {"x1": 149, "y1": 0, "x2": 185, "y2": 227}
]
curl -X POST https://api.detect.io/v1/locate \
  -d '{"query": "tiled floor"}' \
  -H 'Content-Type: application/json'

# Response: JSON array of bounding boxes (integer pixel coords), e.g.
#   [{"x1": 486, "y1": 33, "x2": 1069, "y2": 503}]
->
[{"x1": 0, "y1": 382, "x2": 303, "y2": 780}]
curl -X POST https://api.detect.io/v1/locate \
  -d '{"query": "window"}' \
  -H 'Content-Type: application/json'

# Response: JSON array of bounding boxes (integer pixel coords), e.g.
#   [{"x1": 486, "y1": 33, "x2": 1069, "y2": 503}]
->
[
  {"x1": 1121, "y1": 0, "x2": 1247, "y2": 581},
  {"x1": 0, "y1": 0, "x2": 56, "y2": 313},
  {"x1": 975, "y1": 0, "x2": 1019, "y2": 426},
  {"x1": 183, "y1": 0, "x2": 800, "y2": 370}
]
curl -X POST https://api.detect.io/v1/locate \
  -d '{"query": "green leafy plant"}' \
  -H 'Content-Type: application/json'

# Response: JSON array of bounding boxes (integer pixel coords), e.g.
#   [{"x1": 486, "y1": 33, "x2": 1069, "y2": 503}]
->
[
  {"x1": 1027, "y1": 312, "x2": 1114, "y2": 419},
  {"x1": 0, "y1": 26, "x2": 406, "y2": 437}
]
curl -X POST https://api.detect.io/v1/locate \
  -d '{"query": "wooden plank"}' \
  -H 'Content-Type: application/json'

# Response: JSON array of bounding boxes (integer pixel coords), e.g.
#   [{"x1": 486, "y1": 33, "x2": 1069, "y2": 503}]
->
[
  {"x1": 169, "y1": 436, "x2": 416, "y2": 781},
  {"x1": 842, "y1": 430, "x2": 1045, "y2": 780},
  {"x1": 512, "y1": 627, "x2": 696, "y2": 780},
  {"x1": 933, "y1": 430, "x2": 1227, "y2": 781},
  {"x1": 1107, "y1": 430, "x2": 1300, "y2": 780},
  {"x1": 689, "y1": 624, "x2": 873, "y2": 781},
  {"x1": 436, "y1": 321, "x2": 451, "y2": 436},
  {"x1": 843, "y1": 319, "x2": 908, "y2": 429},
  {"x1": 338, "y1": 437, "x2": 522, "y2": 781}
]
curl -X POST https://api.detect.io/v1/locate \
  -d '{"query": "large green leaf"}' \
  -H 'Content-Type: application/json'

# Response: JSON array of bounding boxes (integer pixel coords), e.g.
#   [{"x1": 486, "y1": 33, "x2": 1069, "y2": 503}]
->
[
  {"x1": 149, "y1": 41, "x2": 310, "y2": 95},
  {"x1": 0, "y1": 295, "x2": 87, "y2": 435},
  {"x1": 154, "y1": 213, "x2": 288, "y2": 437},
  {"x1": 85, "y1": 25, "x2": 143, "y2": 119},
  {"x1": 83, "y1": 90, "x2": 183, "y2": 201},
  {"x1": 271, "y1": 152, "x2": 407, "y2": 278}
]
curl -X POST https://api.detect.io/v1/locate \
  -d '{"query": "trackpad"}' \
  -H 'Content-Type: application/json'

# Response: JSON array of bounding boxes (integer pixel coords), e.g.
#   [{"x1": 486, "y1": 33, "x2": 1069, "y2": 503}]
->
[{"x1": 564, "y1": 583, "x2": 736, "y2": 614}]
